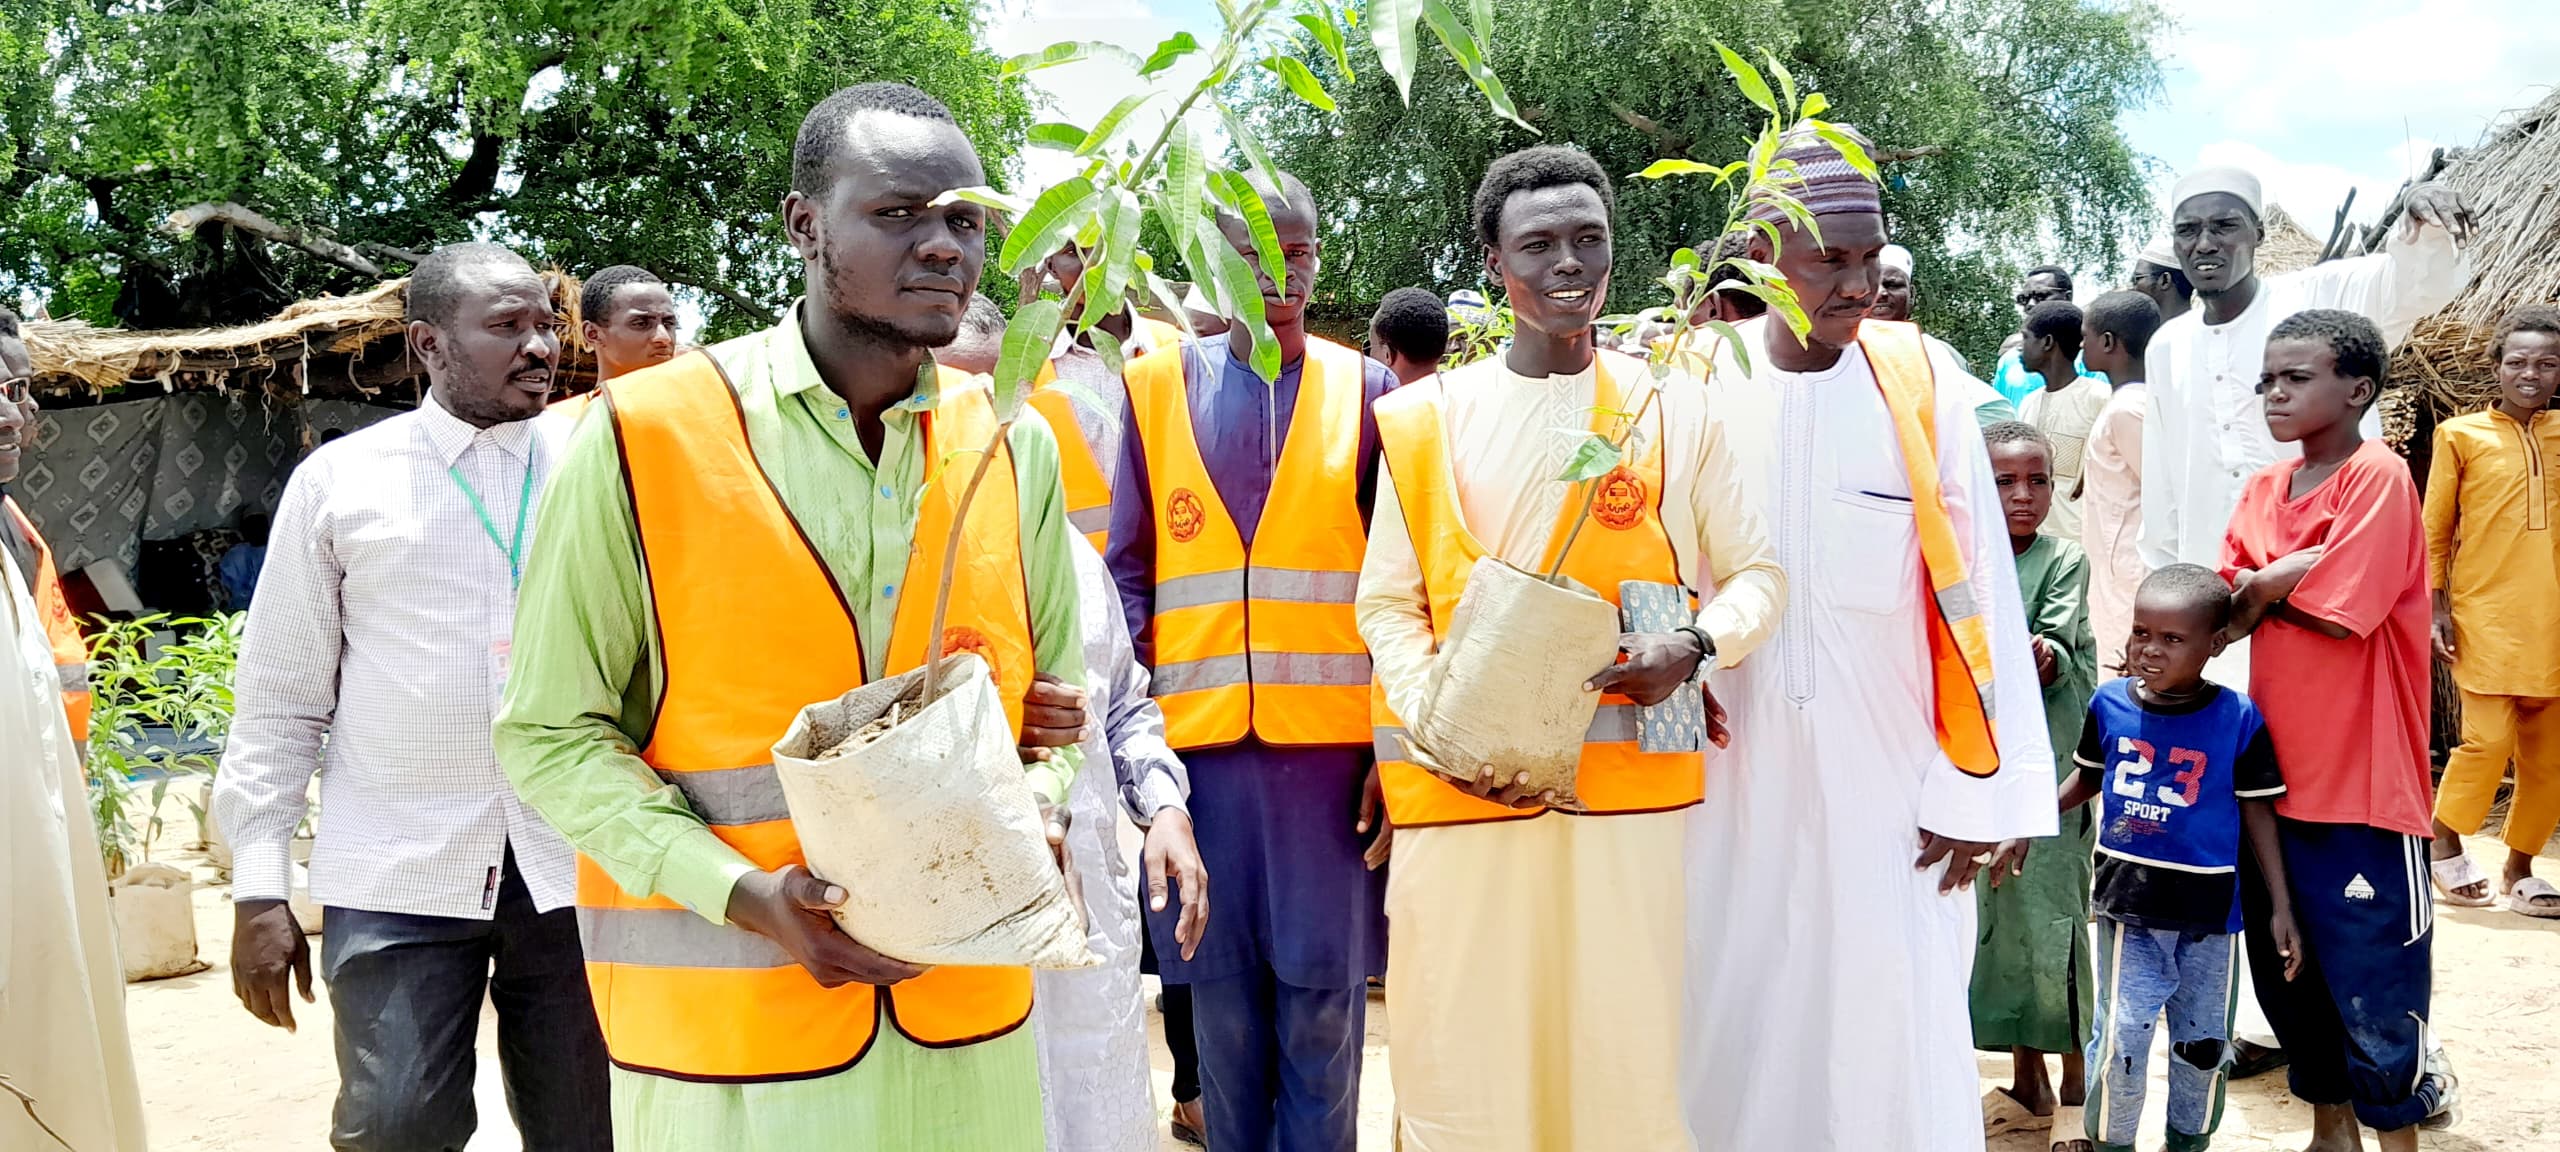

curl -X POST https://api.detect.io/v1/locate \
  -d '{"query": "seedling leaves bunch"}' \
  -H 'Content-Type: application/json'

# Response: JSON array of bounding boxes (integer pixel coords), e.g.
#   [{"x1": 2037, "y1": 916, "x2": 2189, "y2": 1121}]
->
[
  {"x1": 915, "y1": 0, "x2": 1526, "y2": 704},
  {"x1": 1542, "y1": 45, "x2": 1872, "y2": 581}
]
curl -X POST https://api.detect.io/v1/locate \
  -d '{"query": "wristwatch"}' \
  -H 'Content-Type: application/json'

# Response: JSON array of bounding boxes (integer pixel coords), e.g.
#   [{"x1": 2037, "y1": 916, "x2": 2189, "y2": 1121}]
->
[{"x1": 1674, "y1": 625, "x2": 1717, "y2": 679}]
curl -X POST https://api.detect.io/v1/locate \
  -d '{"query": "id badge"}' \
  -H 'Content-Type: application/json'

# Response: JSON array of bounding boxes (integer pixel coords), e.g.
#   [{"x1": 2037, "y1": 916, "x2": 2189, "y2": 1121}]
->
[{"x1": 489, "y1": 636, "x2": 514, "y2": 707}]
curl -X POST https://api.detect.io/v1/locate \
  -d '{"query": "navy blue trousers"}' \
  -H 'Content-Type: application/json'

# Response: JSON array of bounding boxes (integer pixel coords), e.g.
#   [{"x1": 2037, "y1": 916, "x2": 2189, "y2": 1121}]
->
[
  {"x1": 319, "y1": 851, "x2": 609, "y2": 1152},
  {"x1": 1189, "y1": 965, "x2": 1367, "y2": 1152},
  {"x1": 2241, "y1": 819, "x2": 2442, "y2": 1132}
]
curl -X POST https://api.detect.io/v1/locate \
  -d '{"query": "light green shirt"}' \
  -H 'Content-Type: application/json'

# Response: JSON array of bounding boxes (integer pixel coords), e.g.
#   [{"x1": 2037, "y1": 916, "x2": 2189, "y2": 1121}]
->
[{"x1": 497, "y1": 304, "x2": 1084, "y2": 924}]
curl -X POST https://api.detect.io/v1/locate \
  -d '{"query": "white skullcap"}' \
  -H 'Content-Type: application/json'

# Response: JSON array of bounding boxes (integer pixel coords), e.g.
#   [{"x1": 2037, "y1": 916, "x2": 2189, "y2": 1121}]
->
[
  {"x1": 1879, "y1": 244, "x2": 1915, "y2": 274},
  {"x1": 2136, "y1": 234, "x2": 2179, "y2": 269},
  {"x1": 2170, "y1": 166, "x2": 2263, "y2": 218},
  {"x1": 1181, "y1": 284, "x2": 1215, "y2": 314}
]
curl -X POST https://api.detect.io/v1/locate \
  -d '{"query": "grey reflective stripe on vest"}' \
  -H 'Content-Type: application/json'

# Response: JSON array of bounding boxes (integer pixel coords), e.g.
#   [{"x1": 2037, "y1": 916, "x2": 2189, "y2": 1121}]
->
[
  {"x1": 664, "y1": 763, "x2": 791, "y2": 827},
  {"x1": 55, "y1": 661, "x2": 89, "y2": 690},
  {"x1": 1372, "y1": 705, "x2": 1639, "y2": 762},
  {"x1": 578, "y1": 906, "x2": 794, "y2": 969},
  {"x1": 1153, "y1": 653, "x2": 1249, "y2": 696},
  {"x1": 1068, "y1": 505, "x2": 1113, "y2": 536},
  {"x1": 1930, "y1": 584, "x2": 1996, "y2": 722},
  {"x1": 1155, "y1": 566, "x2": 1358, "y2": 613},
  {"x1": 1248, "y1": 650, "x2": 1370, "y2": 686}
]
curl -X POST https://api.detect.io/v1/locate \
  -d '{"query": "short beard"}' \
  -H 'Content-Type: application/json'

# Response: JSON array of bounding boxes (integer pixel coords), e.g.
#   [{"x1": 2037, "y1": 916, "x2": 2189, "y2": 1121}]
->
[{"x1": 821, "y1": 246, "x2": 956, "y2": 351}]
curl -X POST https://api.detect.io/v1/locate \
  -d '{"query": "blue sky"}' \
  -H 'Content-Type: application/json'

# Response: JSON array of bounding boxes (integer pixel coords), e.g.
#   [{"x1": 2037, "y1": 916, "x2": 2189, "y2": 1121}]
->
[{"x1": 988, "y1": 0, "x2": 2560, "y2": 229}]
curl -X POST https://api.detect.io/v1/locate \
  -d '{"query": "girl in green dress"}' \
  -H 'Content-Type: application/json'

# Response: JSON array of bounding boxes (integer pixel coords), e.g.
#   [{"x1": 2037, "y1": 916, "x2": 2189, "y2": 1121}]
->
[{"x1": 1974, "y1": 423, "x2": 2099, "y2": 1151}]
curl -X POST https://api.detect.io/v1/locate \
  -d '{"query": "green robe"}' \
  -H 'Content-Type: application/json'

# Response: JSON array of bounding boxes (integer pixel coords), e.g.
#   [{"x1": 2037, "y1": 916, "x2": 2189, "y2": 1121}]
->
[{"x1": 1970, "y1": 532, "x2": 2097, "y2": 1054}]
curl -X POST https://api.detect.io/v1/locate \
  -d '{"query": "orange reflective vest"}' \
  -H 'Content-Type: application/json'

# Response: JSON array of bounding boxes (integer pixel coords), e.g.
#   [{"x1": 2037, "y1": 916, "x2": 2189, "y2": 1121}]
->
[
  {"x1": 1125, "y1": 336, "x2": 1371, "y2": 749},
  {"x1": 1030, "y1": 317, "x2": 1190, "y2": 552},
  {"x1": 578, "y1": 349, "x2": 1038, "y2": 1082},
  {"x1": 1370, "y1": 351, "x2": 1700, "y2": 828},
  {"x1": 1859, "y1": 321, "x2": 2001, "y2": 776},
  {"x1": 7, "y1": 499, "x2": 89, "y2": 742}
]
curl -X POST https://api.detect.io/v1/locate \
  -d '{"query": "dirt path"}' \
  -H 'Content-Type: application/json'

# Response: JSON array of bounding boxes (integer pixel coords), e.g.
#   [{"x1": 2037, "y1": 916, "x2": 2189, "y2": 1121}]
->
[{"x1": 127, "y1": 832, "x2": 2553, "y2": 1150}]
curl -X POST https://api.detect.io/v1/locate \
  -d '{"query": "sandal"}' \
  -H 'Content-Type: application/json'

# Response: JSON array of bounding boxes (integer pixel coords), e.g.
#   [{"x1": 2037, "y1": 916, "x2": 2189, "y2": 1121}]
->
[
  {"x1": 2505, "y1": 875, "x2": 2560, "y2": 919},
  {"x1": 2048, "y1": 1103, "x2": 2090, "y2": 1151},
  {"x1": 2429, "y1": 852, "x2": 2495, "y2": 907}
]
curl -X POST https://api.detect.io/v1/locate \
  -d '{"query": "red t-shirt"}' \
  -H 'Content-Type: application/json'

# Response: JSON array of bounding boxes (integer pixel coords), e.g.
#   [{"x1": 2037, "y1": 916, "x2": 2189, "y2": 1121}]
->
[{"x1": 2220, "y1": 440, "x2": 2435, "y2": 838}]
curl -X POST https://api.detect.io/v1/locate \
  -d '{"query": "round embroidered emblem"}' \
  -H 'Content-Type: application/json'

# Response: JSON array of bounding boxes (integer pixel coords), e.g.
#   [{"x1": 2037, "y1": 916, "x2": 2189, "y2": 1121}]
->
[
  {"x1": 1167, "y1": 487, "x2": 1207, "y2": 543},
  {"x1": 939, "y1": 625, "x2": 997, "y2": 682},
  {"x1": 1592, "y1": 465, "x2": 1648, "y2": 531}
]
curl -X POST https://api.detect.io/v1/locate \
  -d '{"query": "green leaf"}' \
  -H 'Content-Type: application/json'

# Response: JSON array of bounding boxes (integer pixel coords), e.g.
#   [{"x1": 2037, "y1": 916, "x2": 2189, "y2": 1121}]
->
[
  {"x1": 1159, "y1": 122, "x2": 1207, "y2": 270},
  {"x1": 1004, "y1": 41, "x2": 1143, "y2": 77},
  {"x1": 1367, "y1": 0, "x2": 1425, "y2": 102},
  {"x1": 1706, "y1": 319, "x2": 1750, "y2": 377},
  {"x1": 1419, "y1": 0, "x2": 1531, "y2": 132},
  {"x1": 1135, "y1": 258, "x2": 1200, "y2": 342},
  {"x1": 1631, "y1": 158, "x2": 1715, "y2": 180},
  {"x1": 1469, "y1": 0, "x2": 1493, "y2": 43},
  {"x1": 1766, "y1": 52, "x2": 1797, "y2": 119},
  {"x1": 1205, "y1": 221, "x2": 1276, "y2": 379},
  {"x1": 1811, "y1": 122, "x2": 1881, "y2": 183},
  {"x1": 998, "y1": 176, "x2": 1099, "y2": 273},
  {"x1": 1077, "y1": 192, "x2": 1134, "y2": 331},
  {"x1": 1138, "y1": 31, "x2": 1201, "y2": 77},
  {"x1": 1093, "y1": 188, "x2": 1144, "y2": 328},
  {"x1": 1088, "y1": 328, "x2": 1126, "y2": 376},
  {"x1": 1555, "y1": 436, "x2": 1623, "y2": 483},
  {"x1": 1669, "y1": 246, "x2": 1699, "y2": 272},
  {"x1": 1261, "y1": 55, "x2": 1338, "y2": 112},
  {"x1": 1026, "y1": 122, "x2": 1087, "y2": 151},
  {"x1": 1077, "y1": 92, "x2": 1156, "y2": 156},
  {"x1": 1217, "y1": 99, "x2": 1285, "y2": 192},
  {"x1": 992, "y1": 298, "x2": 1067, "y2": 418},
  {"x1": 1713, "y1": 42, "x2": 1776, "y2": 115},
  {"x1": 1799, "y1": 91, "x2": 1830, "y2": 118},
  {"x1": 1293, "y1": 13, "x2": 1353, "y2": 78},
  {"x1": 1210, "y1": 168, "x2": 1286, "y2": 305},
  {"x1": 931, "y1": 185, "x2": 1030, "y2": 218}
]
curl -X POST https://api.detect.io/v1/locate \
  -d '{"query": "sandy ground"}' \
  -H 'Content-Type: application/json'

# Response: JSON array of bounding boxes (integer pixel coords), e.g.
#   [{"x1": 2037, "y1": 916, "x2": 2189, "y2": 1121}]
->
[{"x1": 125, "y1": 818, "x2": 2554, "y2": 1151}]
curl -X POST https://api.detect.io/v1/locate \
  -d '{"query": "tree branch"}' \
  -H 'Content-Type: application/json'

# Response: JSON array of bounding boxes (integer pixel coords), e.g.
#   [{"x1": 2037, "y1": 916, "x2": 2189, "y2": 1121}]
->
[
  {"x1": 164, "y1": 202, "x2": 384, "y2": 277},
  {"x1": 666, "y1": 272, "x2": 772, "y2": 322}
]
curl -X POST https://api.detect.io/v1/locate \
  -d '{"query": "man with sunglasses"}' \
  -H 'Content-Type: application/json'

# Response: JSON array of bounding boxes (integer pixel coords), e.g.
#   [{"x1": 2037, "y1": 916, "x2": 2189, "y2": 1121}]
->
[{"x1": 2128, "y1": 236, "x2": 2194, "y2": 324}]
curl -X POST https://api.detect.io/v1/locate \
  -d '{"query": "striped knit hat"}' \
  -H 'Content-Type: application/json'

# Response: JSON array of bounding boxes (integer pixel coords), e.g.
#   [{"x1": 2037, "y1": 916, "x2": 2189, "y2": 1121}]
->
[{"x1": 1748, "y1": 125, "x2": 1883, "y2": 222}]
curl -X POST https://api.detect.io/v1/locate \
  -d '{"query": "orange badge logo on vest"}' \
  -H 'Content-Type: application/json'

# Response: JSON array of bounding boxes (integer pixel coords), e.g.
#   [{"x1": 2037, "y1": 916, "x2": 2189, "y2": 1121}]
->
[
  {"x1": 1167, "y1": 488, "x2": 1207, "y2": 543},
  {"x1": 1592, "y1": 465, "x2": 1649, "y2": 531},
  {"x1": 940, "y1": 625, "x2": 999, "y2": 682}
]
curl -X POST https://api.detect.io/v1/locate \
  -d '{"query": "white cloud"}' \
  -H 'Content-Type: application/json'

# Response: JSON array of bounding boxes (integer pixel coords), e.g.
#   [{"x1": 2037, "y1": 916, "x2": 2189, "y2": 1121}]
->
[
  {"x1": 985, "y1": 0, "x2": 1222, "y2": 190},
  {"x1": 2133, "y1": 0, "x2": 2557, "y2": 224}
]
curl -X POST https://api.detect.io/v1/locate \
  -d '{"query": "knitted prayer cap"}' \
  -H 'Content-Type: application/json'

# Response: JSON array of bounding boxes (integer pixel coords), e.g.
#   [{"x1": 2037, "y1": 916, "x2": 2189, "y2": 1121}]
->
[
  {"x1": 1748, "y1": 125, "x2": 1883, "y2": 223},
  {"x1": 2169, "y1": 166, "x2": 2263, "y2": 219},
  {"x1": 1879, "y1": 244, "x2": 1915, "y2": 274},
  {"x1": 2136, "y1": 234, "x2": 2179, "y2": 269}
]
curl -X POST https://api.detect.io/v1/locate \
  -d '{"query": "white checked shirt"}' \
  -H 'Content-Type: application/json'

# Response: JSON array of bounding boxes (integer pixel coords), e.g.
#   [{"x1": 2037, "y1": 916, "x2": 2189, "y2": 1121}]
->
[{"x1": 216, "y1": 392, "x2": 575, "y2": 919}]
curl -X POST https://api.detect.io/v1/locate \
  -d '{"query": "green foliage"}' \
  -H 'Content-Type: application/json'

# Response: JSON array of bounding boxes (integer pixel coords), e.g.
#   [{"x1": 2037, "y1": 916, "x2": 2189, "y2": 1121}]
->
[
  {"x1": 2, "y1": 0, "x2": 1032, "y2": 337},
  {"x1": 1245, "y1": 0, "x2": 2165, "y2": 364},
  {"x1": 1442, "y1": 300, "x2": 1512, "y2": 367},
  {"x1": 82, "y1": 613, "x2": 244, "y2": 877}
]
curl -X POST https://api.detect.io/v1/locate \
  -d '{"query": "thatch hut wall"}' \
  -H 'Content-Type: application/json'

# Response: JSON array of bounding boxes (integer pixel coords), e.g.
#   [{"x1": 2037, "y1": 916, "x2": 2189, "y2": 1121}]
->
[{"x1": 2388, "y1": 90, "x2": 2560, "y2": 423}]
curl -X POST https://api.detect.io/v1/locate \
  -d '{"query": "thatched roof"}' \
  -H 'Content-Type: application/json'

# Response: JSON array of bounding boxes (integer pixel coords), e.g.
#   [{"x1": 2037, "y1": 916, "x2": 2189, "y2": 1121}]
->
[
  {"x1": 2255, "y1": 204, "x2": 2327, "y2": 277},
  {"x1": 2391, "y1": 89, "x2": 2560, "y2": 418},
  {"x1": 26, "y1": 280, "x2": 415, "y2": 399},
  {"x1": 24, "y1": 270, "x2": 604, "y2": 403}
]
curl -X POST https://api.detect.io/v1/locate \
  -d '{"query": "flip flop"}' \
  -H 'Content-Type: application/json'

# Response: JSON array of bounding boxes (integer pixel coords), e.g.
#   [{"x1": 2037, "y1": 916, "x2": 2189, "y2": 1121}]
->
[
  {"x1": 2048, "y1": 1104, "x2": 2091, "y2": 1151},
  {"x1": 1983, "y1": 1089, "x2": 2042, "y2": 1138},
  {"x1": 2430, "y1": 852, "x2": 2496, "y2": 907},
  {"x1": 2504, "y1": 875, "x2": 2560, "y2": 919}
]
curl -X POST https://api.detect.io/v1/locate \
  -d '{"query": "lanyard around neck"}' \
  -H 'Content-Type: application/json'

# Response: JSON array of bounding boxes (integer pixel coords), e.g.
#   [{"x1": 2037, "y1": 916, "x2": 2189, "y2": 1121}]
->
[{"x1": 447, "y1": 443, "x2": 536, "y2": 589}]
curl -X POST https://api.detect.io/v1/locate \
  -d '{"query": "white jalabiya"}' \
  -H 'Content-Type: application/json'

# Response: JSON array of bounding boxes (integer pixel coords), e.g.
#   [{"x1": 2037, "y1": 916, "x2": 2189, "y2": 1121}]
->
[
  {"x1": 1684, "y1": 318, "x2": 2058, "y2": 1152},
  {"x1": 2, "y1": 543, "x2": 147, "y2": 1152},
  {"x1": 1032, "y1": 533, "x2": 1187, "y2": 1152}
]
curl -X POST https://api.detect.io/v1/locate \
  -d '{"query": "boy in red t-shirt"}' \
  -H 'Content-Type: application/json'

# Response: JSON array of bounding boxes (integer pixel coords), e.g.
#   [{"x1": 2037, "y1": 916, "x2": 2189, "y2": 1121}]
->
[{"x1": 2219, "y1": 309, "x2": 2453, "y2": 1149}]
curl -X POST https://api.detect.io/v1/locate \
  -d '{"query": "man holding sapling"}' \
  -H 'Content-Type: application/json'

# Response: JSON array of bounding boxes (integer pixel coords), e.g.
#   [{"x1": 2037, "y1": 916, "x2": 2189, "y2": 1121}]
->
[
  {"x1": 495, "y1": 82, "x2": 1089, "y2": 1151},
  {"x1": 1680, "y1": 129, "x2": 2058, "y2": 1152},
  {"x1": 1354, "y1": 144, "x2": 1784, "y2": 1151},
  {"x1": 1106, "y1": 168, "x2": 1396, "y2": 1152}
]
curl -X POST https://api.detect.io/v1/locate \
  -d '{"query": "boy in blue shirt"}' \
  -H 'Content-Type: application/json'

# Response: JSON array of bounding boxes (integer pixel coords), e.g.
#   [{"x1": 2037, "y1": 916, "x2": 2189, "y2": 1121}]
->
[{"x1": 2059, "y1": 564, "x2": 2303, "y2": 1152}]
